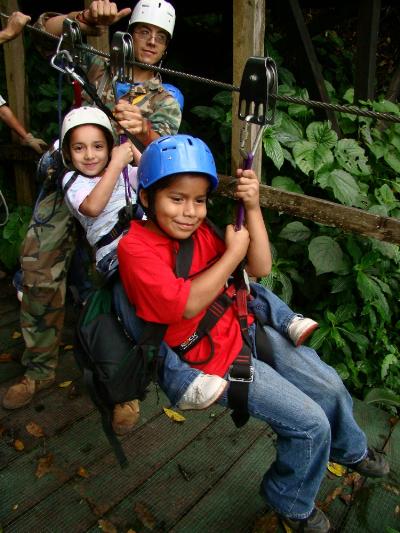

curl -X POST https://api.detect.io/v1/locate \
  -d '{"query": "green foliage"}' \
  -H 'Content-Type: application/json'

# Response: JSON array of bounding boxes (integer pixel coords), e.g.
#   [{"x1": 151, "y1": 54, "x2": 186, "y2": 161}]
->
[{"x1": 0, "y1": 205, "x2": 32, "y2": 270}]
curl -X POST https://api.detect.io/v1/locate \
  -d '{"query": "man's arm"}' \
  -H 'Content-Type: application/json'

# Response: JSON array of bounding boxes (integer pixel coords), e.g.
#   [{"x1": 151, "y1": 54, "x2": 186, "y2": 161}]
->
[
  {"x1": 0, "y1": 11, "x2": 30, "y2": 44},
  {"x1": 41, "y1": 1, "x2": 131, "y2": 37}
]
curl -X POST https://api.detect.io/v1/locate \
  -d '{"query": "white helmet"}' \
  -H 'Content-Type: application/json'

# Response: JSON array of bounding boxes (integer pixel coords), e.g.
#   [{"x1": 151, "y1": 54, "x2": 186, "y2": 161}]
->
[
  {"x1": 128, "y1": 0, "x2": 175, "y2": 38},
  {"x1": 60, "y1": 106, "x2": 115, "y2": 167}
]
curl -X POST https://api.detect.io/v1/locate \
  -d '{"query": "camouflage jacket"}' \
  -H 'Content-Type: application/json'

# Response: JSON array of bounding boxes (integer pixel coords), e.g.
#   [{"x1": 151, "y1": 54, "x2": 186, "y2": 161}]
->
[{"x1": 34, "y1": 13, "x2": 181, "y2": 136}]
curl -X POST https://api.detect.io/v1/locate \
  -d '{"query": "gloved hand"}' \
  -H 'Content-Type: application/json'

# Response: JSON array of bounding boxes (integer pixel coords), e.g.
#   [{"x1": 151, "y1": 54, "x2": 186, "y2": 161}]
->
[{"x1": 21, "y1": 133, "x2": 48, "y2": 154}]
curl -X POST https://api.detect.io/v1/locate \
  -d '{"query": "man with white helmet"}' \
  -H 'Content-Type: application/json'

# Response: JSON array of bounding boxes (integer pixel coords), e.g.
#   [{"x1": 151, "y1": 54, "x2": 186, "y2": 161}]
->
[{"x1": 3, "y1": 0, "x2": 182, "y2": 411}]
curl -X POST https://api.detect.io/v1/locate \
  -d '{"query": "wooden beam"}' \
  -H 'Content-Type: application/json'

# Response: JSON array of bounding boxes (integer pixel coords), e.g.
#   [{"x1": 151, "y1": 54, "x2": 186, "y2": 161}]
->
[
  {"x1": 232, "y1": 0, "x2": 265, "y2": 177},
  {"x1": 218, "y1": 174, "x2": 400, "y2": 245},
  {"x1": 84, "y1": 0, "x2": 110, "y2": 54},
  {"x1": 354, "y1": 0, "x2": 381, "y2": 103},
  {"x1": 287, "y1": 0, "x2": 341, "y2": 136},
  {"x1": 0, "y1": 0, "x2": 34, "y2": 205}
]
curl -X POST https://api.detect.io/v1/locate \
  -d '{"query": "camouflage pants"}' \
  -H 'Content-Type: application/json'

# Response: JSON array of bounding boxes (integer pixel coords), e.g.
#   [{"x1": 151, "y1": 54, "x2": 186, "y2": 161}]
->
[{"x1": 20, "y1": 190, "x2": 76, "y2": 380}]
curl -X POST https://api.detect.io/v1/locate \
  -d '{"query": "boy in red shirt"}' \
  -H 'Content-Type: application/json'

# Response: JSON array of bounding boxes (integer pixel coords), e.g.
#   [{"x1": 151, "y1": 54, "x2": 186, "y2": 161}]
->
[{"x1": 118, "y1": 134, "x2": 389, "y2": 532}]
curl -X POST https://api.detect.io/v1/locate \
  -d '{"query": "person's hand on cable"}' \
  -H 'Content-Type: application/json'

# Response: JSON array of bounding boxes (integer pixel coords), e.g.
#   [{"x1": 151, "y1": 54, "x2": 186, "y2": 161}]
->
[
  {"x1": 75, "y1": 0, "x2": 131, "y2": 36},
  {"x1": 0, "y1": 11, "x2": 30, "y2": 43},
  {"x1": 20, "y1": 133, "x2": 48, "y2": 154},
  {"x1": 114, "y1": 100, "x2": 156, "y2": 147}
]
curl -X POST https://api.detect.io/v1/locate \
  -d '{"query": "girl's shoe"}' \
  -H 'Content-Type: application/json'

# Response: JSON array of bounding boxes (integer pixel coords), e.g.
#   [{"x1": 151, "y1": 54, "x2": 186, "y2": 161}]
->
[{"x1": 281, "y1": 507, "x2": 331, "y2": 533}]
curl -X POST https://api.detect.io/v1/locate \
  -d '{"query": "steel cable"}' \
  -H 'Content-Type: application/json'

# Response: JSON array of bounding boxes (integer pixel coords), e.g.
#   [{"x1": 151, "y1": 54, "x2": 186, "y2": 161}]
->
[{"x1": 1, "y1": 11, "x2": 400, "y2": 123}]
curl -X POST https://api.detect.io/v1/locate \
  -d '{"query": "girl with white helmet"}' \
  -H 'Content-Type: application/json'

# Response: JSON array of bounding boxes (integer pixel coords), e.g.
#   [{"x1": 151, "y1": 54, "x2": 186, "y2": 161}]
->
[{"x1": 60, "y1": 106, "x2": 139, "y2": 275}]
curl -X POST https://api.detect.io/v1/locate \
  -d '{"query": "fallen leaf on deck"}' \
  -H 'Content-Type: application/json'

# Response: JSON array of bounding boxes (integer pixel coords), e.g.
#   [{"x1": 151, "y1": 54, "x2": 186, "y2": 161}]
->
[
  {"x1": 98, "y1": 519, "x2": 117, "y2": 533},
  {"x1": 11, "y1": 331, "x2": 21, "y2": 339},
  {"x1": 327, "y1": 462, "x2": 347, "y2": 477},
  {"x1": 35, "y1": 453, "x2": 54, "y2": 478},
  {"x1": 282, "y1": 522, "x2": 293, "y2": 533},
  {"x1": 383, "y1": 484, "x2": 400, "y2": 496},
  {"x1": 12, "y1": 504, "x2": 18, "y2": 510},
  {"x1": 13, "y1": 439, "x2": 24, "y2": 451},
  {"x1": 252, "y1": 510, "x2": 279, "y2": 532},
  {"x1": 58, "y1": 381, "x2": 72, "y2": 388},
  {"x1": 126, "y1": 530, "x2": 137, "y2": 533},
  {"x1": 77, "y1": 466, "x2": 90, "y2": 478},
  {"x1": 0, "y1": 353, "x2": 13, "y2": 362},
  {"x1": 0, "y1": 425, "x2": 6, "y2": 438},
  {"x1": 395, "y1": 505, "x2": 399, "y2": 515},
  {"x1": 339, "y1": 493, "x2": 353, "y2": 505},
  {"x1": 63, "y1": 345, "x2": 74, "y2": 351},
  {"x1": 134, "y1": 502, "x2": 156, "y2": 530},
  {"x1": 26, "y1": 421, "x2": 44, "y2": 438},
  {"x1": 163, "y1": 407, "x2": 185, "y2": 423}
]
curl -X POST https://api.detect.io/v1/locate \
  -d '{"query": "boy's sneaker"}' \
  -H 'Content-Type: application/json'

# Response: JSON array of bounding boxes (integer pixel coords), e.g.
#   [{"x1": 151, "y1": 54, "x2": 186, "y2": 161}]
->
[
  {"x1": 287, "y1": 317, "x2": 319, "y2": 346},
  {"x1": 2, "y1": 375, "x2": 55, "y2": 409},
  {"x1": 347, "y1": 447, "x2": 390, "y2": 478},
  {"x1": 281, "y1": 507, "x2": 331, "y2": 533},
  {"x1": 177, "y1": 374, "x2": 228, "y2": 410},
  {"x1": 112, "y1": 400, "x2": 140, "y2": 436}
]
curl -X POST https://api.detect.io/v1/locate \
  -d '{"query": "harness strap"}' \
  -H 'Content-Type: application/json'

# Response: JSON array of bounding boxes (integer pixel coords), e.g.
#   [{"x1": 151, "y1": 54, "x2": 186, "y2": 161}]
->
[
  {"x1": 62, "y1": 171, "x2": 79, "y2": 195},
  {"x1": 94, "y1": 221, "x2": 126, "y2": 252},
  {"x1": 172, "y1": 289, "x2": 234, "y2": 364}
]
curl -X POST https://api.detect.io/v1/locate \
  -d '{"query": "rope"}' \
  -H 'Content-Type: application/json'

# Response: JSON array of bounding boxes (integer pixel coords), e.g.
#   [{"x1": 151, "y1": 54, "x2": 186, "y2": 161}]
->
[{"x1": 1, "y1": 11, "x2": 400, "y2": 123}]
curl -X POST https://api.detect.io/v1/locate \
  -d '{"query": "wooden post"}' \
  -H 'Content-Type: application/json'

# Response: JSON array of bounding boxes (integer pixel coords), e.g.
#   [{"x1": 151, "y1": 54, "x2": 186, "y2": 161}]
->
[
  {"x1": 354, "y1": 0, "x2": 381, "y2": 103},
  {"x1": 0, "y1": 0, "x2": 35, "y2": 205},
  {"x1": 232, "y1": 0, "x2": 265, "y2": 178},
  {"x1": 84, "y1": 0, "x2": 110, "y2": 54}
]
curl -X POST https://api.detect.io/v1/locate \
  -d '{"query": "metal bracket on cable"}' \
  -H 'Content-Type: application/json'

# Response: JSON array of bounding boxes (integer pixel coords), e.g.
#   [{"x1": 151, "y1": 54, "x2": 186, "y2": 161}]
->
[
  {"x1": 57, "y1": 18, "x2": 84, "y2": 66},
  {"x1": 110, "y1": 32, "x2": 135, "y2": 86}
]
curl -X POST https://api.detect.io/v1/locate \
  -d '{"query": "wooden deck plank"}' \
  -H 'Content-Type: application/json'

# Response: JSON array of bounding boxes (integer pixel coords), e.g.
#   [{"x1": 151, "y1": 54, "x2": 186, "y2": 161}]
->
[
  {"x1": 1, "y1": 386, "x2": 165, "y2": 529},
  {"x1": 4, "y1": 393, "x2": 227, "y2": 532},
  {"x1": 86, "y1": 413, "x2": 271, "y2": 533},
  {"x1": 169, "y1": 429, "x2": 276, "y2": 533}
]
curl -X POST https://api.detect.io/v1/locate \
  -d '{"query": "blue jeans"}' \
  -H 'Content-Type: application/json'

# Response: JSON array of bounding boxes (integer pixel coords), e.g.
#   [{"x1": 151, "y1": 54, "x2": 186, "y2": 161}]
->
[
  {"x1": 217, "y1": 324, "x2": 368, "y2": 519},
  {"x1": 249, "y1": 282, "x2": 299, "y2": 336}
]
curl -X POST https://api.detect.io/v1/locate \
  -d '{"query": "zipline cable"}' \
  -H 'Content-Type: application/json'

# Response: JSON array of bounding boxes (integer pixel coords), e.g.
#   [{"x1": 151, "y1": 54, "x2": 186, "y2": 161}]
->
[{"x1": 0, "y1": 11, "x2": 400, "y2": 123}]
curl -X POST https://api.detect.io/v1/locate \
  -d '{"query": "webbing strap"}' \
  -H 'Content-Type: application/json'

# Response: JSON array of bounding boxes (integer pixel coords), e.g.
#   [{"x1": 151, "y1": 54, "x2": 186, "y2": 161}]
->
[
  {"x1": 172, "y1": 290, "x2": 234, "y2": 364},
  {"x1": 83, "y1": 367, "x2": 128, "y2": 468}
]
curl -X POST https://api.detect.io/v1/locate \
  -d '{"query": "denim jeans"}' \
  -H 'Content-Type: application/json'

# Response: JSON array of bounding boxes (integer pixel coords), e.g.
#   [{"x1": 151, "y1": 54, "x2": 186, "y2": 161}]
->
[
  {"x1": 217, "y1": 324, "x2": 368, "y2": 519},
  {"x1": 249, "y1": 282, "x2": 299, "y2": 336}
]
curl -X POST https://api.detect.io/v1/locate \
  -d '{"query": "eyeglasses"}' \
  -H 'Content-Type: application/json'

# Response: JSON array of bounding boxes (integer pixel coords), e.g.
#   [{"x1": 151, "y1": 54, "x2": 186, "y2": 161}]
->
[{"x1": 133, "y1": 28, "x2": 168, "y2": 46}]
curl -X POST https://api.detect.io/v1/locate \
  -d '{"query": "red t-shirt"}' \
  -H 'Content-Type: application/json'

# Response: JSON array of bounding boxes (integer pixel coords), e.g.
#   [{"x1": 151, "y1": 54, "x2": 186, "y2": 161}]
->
[{"x1": 118, "y1": 220, "x2": 253, "y2": 377}]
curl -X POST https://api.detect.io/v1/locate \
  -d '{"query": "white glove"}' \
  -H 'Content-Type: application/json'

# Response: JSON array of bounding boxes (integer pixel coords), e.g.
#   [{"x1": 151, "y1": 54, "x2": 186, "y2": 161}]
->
[{"x1": 21, "y1": 133, "x2": 48, "y2": 154}]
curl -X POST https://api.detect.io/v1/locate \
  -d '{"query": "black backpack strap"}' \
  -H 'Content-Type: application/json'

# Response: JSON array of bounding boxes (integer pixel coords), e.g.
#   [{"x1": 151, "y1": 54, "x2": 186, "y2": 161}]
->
[
  {"x1": 175, "y1": 236, "x2": 194, "y2": 278},
  {"x1": 83, "y1": 367, "x2": 129, "y2": 469},
  {"x1": 62, "y1": 171, "x2": 79, "y2": 195}
]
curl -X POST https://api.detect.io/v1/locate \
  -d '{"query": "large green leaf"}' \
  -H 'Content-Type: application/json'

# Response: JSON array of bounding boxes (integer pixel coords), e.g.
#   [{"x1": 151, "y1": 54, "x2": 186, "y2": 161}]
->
[
  {"x1": 364, "y1": 387, "x2": 400, "y2": 407},
  {"x1": 279, "y1": 221, "x2": 311, "y2": 242},
  {"x1": 356, "y1": 271, "x2": 390, "y2": 320},
  {"x1": 190, "y1": 105, "x2": 224, "y2": 121},
  {"x1": 271, "y1": 176, "x2": 303, "y2": 194},
  {"x1": 263, "y1": 135, "x2": 284, "y2": 170},
  {"x1": 306, "y1": 121, "x2": 338, "y2": 148},
  {"x1": 317, "y1": 169, "x2": 363, "y2": 206},
  {"x1": 293, "y1": 140, "x2": 334, "y2": 175},
  {"x1": 334, "y1": 139, "x2": 371, "y2": 176},
  {"x1": 274, "y1": 113, "x2": 303, "y2": 147},
  {"x1": 308, "y1": 236, "x2": 349, "y2": 275},
  {"x1": 384, "y1": 145, "x2": 400, "y2": 173},
  {"x1": 381, "y1": 354, "x2": 398, "y2": 380}
]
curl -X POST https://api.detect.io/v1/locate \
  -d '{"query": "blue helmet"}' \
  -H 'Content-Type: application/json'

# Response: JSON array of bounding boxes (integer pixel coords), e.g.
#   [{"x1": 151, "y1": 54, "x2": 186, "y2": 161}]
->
[{"x1": 138, "y1": 135, "x2": 218, "y2": 194}]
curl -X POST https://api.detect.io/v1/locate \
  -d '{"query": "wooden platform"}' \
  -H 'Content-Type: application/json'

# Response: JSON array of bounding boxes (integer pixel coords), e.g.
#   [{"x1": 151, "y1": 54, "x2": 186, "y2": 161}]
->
[{"x1": 0, "y1": 275, "x2": 399, "y2": 533}]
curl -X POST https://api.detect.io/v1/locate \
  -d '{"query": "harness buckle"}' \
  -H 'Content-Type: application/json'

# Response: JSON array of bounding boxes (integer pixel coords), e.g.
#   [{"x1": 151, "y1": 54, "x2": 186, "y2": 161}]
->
[{"x1": 228, "y1": 364, "x2": 254, "y2": 383}]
